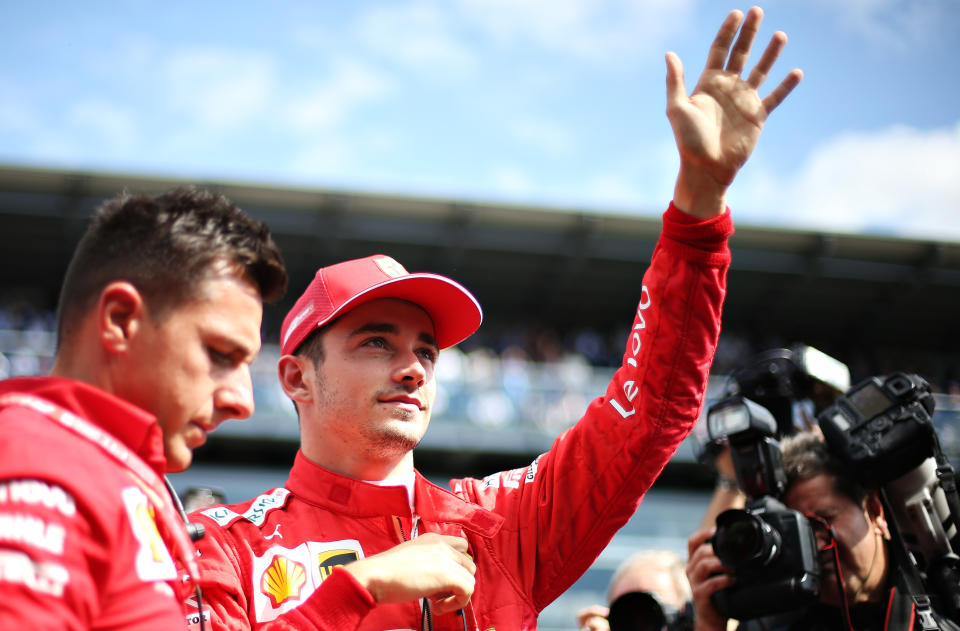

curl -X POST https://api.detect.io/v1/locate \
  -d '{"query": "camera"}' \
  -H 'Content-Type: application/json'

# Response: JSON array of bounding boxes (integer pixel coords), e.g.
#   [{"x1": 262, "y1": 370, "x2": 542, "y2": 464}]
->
[
  {"x1": 695, "y1": 344, "x2": 850, "y2": 465},
  {"x1": 818, "y1": 372, "x2": 960, "y2": 622},
  {"x1": 607, "y1": 591, "x2": 693, "y2": 631},
  {"x1": 705, "y1": 395, "x2": 821, "y2": 620},
  {"x1": 705, "y1": 370, "x2": 960, "y2": 625}
]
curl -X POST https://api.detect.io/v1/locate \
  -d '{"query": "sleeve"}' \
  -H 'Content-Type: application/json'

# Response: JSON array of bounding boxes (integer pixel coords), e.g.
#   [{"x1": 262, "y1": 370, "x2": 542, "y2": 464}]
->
[
  {"x1": 0, "y1": 475, "x2": 96, "y2": 631},
  {"x1": 188, "y1": 524, "x2": 376, "y2": 631},
  {"x1": 453, "y1": 203, "x2": 734, "y2": 611},
  {"x1": 188, "y1": 522, "x2": 257, "y2": 631}
]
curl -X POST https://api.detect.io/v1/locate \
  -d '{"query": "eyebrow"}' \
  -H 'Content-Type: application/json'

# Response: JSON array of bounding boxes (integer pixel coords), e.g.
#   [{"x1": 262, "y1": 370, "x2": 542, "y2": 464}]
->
[{"x1": 349, "y1": 322, "x2": 439, "y2": 350}]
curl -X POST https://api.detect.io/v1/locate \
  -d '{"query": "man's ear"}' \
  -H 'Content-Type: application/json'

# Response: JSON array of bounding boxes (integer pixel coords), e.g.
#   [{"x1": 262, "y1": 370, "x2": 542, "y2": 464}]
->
[
  {"x1": 866, "y1": 490, "x2": 890, "y2": 538},
  {"x1": 278, "y1": 355, "x2": 313, "y2": 404},
  {"x1": 98, "y1": 281, "x2": 145, "y2": 354}
]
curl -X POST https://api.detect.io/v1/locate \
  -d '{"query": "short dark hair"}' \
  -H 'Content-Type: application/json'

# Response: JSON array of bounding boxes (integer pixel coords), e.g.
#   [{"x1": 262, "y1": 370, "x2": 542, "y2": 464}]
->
[
  {"x1": 56, "y1": 186, "x2": 288, "y2": 344},
  {"x1": 781, "y1": 431, "x2": 868, "y2": 506}
]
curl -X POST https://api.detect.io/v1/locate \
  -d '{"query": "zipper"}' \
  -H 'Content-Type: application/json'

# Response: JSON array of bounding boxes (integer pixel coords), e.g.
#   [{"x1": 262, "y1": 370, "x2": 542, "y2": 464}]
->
[{"x1": 394, "y1": 516, "x2": 434, "y2": 631}]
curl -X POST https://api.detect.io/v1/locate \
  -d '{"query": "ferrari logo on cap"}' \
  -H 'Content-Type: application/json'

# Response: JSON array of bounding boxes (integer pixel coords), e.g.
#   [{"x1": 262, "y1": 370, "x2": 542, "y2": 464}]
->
[{"x1": 373, "y1": 256, "x2": 408, "y2": 278}]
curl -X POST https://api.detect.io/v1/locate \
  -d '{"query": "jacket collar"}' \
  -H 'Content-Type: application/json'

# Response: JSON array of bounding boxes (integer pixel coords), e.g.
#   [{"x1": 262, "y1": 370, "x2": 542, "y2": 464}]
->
[
  {"x1": 286, "y1": 450, "x2": 502, "y2": 537},
  {"x1": 0, "y1": 376, "x2": 167, "y2": 476}
]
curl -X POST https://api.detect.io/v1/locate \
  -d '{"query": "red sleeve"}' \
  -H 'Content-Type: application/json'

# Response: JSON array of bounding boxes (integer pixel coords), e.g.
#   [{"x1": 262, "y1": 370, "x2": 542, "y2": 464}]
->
[{"x1": 453, "y1": 202, "x2": 733, "y2": 611}]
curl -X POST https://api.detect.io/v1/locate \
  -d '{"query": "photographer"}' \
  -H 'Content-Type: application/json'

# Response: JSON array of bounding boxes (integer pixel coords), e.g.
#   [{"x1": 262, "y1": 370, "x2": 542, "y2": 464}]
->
[
  {"x1": 577, "y1": 549, "x2": 692, "y2": 631},
  {"x1": 687, "y1": 430, "x2": 954, "y2": 631}
]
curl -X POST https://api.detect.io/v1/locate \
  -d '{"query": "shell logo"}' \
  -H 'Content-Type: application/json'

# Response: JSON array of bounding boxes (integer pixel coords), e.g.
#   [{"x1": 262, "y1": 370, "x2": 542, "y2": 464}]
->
[{"x1": 260, "y1": 555, "x2": 307, "y2": 608}]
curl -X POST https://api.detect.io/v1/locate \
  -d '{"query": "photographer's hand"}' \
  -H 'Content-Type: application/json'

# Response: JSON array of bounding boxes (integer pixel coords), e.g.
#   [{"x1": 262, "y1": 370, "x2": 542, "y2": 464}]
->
[
  {"x1": 687, "y1": 528, "x2": 735, "y2": 631},
  {"x1": 666, "y1": 6, "x2": 802, "y2": 219},
  {"x1": 576, "y1": 604, "x2": 611, "y2": 631}
]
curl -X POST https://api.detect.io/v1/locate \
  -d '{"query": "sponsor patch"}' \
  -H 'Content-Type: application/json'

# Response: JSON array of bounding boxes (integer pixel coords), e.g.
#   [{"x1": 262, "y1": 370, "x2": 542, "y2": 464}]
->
[
  {"x1": 201, "y1": 488, "x2": 290, "y2": 528},
  {"x1": 260, "y1": 555, "x2": 307, "y2": 607},
  {"x1": 525, "y1": 455, "x2": 541, "y2": 483},
  {"x1": 121, "y1": 486, "x2": 177, "y2": 582},
  {"x1": 252, "y1": 539, "x2": 364, "y2": 623},
  {"x1": 0, "y1": 512, "x2": 66, "y2": 554},
  {"x1": 0, "y1": 550, "x2": 69, "y2": 596},
  {"x1": 184, "y1": 596, "x2": 212, "y2": 631},
  {"x1": 316, "y1": 548, "x2": 359, "y2": 580},
  {"x1": 373, "y1": 256, "x2": 408, "y2": 278},
  {"x1": 482, "y1": 467, "x2": 525, "y2": 491},
  {"x1": 0, "y1": 479, "x2": 76, "y2": 517}
]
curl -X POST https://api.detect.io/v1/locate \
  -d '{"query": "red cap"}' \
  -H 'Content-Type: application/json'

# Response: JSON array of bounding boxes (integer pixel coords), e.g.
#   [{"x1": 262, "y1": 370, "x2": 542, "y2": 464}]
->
[{"x1": 280, "y1": 254, "x2": 483, "y2": 355}]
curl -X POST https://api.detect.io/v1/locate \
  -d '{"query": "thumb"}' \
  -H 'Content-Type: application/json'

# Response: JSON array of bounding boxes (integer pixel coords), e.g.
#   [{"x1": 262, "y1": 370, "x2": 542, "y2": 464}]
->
[{"x1": 665, "y1": 51, "x2": 687, "y2": 109}]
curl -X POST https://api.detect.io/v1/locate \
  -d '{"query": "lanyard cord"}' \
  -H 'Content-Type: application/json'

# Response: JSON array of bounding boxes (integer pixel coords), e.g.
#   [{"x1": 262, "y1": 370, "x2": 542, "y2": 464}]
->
[{"x1": 806, "y1": 512, "x2": 859, "y2": 631}]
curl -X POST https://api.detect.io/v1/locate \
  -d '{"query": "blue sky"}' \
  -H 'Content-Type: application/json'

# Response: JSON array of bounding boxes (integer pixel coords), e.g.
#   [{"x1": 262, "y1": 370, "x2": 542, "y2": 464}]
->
[{"x1": 2, "y1": 1, "x2": 959, "y2": 239}]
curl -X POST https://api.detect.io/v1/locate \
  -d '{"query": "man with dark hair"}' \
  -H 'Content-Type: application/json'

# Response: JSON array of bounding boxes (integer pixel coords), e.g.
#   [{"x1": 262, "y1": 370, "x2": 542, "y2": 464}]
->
[
  {"x1": 188, "y1": 6, "x2": 803, "y2": 630},
  {"x1": 0, "y1": 186, "x2": 288, "y2": 629},
  {"x1": 687, "y1": 430, "x2": 957, "y2": 630}
]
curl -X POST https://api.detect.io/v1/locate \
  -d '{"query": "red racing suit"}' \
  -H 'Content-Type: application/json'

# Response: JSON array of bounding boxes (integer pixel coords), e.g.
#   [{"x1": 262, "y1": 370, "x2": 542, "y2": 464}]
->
[
  {"x1": 0, "y1": 377, "x2": 197, "y2": 631},
  {"x1": 189, "y1": 203, "x2": 733, "y2": 631}
]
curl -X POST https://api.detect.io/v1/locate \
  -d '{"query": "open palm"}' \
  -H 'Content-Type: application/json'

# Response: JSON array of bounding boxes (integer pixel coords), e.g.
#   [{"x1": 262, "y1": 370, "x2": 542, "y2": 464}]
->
[{"x1": 667, "y1": 7, "x2": 802, "y2": 201}]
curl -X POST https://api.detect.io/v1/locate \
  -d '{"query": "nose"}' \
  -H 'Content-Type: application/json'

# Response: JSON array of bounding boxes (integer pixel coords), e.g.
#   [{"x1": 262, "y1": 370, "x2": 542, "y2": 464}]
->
[
  {"x1": 394, "y1": 349, "x2": 427, "y2": 389},
  {"x1": 215, "y1": 365, "x2": 255, "y2": 420}
]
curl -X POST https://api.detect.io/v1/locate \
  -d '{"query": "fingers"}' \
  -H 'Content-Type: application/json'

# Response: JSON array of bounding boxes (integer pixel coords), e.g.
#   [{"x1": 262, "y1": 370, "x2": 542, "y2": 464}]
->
[
  {"x1": 762, "y1": 68, "x2": 804, "y2": 114},
  {"x1": 725, "y1": 6, "x2": 763, "y2": 75},
  {"x1": 687, "y1": 526, "x2": 715, "y2": 558},
  {"x1": 746, "y1": 30, "x2": 786, "y2": 88},
  {"x1": 704, "y1": 9, "x2": 745, "y2": 72}
]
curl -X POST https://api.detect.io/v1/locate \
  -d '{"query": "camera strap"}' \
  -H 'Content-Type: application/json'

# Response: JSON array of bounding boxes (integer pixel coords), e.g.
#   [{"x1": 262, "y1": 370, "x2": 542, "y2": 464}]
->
[{"x1": 878, "y1": 489, "x2": 942, "y2": 630}]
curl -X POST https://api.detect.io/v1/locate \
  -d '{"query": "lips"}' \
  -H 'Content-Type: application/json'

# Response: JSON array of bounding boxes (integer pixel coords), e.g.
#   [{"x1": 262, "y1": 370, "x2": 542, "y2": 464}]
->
[{"x1": 379, "y1": 395, "x2": 423, "y2": 409}]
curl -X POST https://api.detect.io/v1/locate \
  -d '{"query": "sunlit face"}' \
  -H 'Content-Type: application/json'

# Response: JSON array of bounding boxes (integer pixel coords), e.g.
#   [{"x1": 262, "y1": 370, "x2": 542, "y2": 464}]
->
[
  {"x1": 299, "y1": 298, "x2": 438, "y2": 469},
  {"x1": 784, "y1": 474, "x2": 888, "y2": 607},
  {"x1": 117, "y1": 272, "x2": 262, "y2": 472}
]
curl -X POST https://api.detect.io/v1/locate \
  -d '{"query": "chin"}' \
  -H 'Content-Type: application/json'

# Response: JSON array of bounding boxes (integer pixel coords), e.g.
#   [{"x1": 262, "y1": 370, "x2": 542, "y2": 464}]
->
[{"x1": 164, "y1": 443, "x2": 193, "y2": 473}]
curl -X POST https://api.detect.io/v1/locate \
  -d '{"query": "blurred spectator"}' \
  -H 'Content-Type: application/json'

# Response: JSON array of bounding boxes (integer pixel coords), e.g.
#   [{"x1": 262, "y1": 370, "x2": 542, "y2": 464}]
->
[{"x1": 577, "y1": 549, "x2": 692, "y2": 631}]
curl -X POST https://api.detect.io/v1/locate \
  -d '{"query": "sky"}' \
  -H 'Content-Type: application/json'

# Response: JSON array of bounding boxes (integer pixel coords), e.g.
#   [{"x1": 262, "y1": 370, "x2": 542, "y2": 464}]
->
[{"x1": 2, "y1": 1, "x2": 959, "y2": 240}]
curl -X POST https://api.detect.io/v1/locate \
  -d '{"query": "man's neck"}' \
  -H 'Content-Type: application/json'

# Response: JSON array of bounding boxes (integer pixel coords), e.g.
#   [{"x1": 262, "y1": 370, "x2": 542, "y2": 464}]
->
[{"x1": 301, "y1": 446, "x2": 415, "y2": 483}]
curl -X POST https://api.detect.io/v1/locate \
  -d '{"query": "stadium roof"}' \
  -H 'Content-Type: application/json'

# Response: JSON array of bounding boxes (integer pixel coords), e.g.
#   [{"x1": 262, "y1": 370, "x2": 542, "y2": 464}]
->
[{"x1": 3, "y1": 164, "x2": 960, "y2": 375}]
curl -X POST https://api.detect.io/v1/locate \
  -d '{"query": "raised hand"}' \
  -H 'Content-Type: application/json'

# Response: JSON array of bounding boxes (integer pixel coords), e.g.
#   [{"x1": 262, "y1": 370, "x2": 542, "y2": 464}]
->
[
  {"x1": 343, "y1": 533, "x2": 476, "y2": 615},
  {"x1": 666, "y1": 6, "x2": 803, "y2": 218}
]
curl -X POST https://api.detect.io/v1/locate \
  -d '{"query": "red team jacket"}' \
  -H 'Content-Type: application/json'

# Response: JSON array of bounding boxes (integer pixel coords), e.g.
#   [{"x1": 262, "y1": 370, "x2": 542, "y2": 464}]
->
[
  {"x1": 187, "y1": 203, "x2": 734, "y2": 631},
  {"x1": 0, "y1": 377, "x2": 195, "y2": 630}
]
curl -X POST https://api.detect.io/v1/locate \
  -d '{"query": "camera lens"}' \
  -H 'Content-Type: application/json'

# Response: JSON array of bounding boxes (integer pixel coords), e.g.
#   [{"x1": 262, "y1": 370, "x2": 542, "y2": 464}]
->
[
  {"x1": 607, "y1": 591, "x2": 666, "y2": 631},
  {"x1": 713, "y1": 510, "x2": 781, "y2": 568}
]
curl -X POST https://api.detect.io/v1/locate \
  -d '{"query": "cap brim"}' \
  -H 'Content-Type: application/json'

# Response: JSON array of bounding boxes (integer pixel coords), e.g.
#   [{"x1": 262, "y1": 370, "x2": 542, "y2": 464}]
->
[{"x1": 317, "y1": 273, "x2": 482, "y2": 349}]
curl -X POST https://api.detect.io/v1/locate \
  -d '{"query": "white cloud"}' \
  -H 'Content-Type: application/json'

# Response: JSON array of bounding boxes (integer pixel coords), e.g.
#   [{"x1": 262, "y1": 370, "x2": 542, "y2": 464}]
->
[
  {"x1": 285, "y1": 58, "x2": 392, "y2": 132},
  {"x1": 814, "y1": 0, "x2": 953, "y2": 52},
  {"x1": 163, "y1": 48, "x2": 274, "y2": 130},
  {"x1": 455, "y1": 0, "x2": 694, "y2": 63},
  {"x1": 742, "y1": 121, "x2": 960, "y2": 239},
  {"x1": 356, "y1": 2, "x2": 477, "y2": 74}
]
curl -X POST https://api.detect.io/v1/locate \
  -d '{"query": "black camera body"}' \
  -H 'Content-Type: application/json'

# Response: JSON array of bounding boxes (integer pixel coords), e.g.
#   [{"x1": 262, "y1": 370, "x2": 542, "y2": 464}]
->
[
  {"x1": 711, "y1": 496, "x2": 821, "y2": 619},
  {"x1": 818, "y1": 372, "x2": 936, "y2": 485},
  {"x1": 705, "y1": 395, "x2": 821, "y2": 620},
  {"x1": 818, "y1": 373, "x2": 960, "y2": 623}
]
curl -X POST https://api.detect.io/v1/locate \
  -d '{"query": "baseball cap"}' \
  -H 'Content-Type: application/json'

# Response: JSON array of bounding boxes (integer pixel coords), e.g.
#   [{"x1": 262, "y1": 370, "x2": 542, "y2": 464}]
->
[{"x1": 280, "y1": 254, "x2": 482, "y2": 355}]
